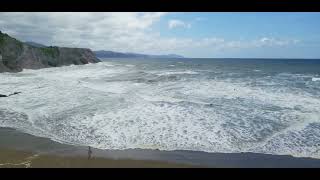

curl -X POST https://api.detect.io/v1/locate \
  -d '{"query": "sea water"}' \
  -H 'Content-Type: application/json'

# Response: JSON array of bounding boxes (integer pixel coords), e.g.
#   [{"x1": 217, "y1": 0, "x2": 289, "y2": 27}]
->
[{"x1": 0, "y1": 58, "x2": 319, "y2": 159}]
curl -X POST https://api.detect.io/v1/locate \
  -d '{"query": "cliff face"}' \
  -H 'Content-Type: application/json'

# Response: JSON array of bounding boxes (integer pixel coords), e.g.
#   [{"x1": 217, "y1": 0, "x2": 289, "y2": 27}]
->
[{"x1": 0, "y1": 31, "x2": 100, "y2": 73}]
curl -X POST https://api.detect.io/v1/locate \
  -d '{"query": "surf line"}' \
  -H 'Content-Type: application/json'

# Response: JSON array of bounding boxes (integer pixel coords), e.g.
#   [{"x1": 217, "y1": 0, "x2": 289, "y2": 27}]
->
[{"x1": 0, "y1": 154, "x2": 39, "y2": 168}]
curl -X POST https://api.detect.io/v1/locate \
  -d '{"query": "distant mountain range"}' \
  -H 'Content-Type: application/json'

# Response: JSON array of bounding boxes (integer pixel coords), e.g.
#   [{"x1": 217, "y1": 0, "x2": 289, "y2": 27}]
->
[
  {"x1": 94, "y1": 50, "x2": 184, "y2": 59},
  {"x1": 25, "y1": 41, "x2": 47, "y2": 48},
  {"x1": 25, "y1": 42, "x2": 185, "y2": 59}
]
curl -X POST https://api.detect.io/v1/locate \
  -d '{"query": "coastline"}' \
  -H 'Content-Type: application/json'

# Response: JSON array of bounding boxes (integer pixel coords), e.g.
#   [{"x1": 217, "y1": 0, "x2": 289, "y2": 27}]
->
[
  {"x1": 0, "y1": 148, "x2": 199, "y2": 168},
  {"x1": 1, "y1": 127, "x2": 320, "y2": 168},
  {"x1": 0, "y1": 127, "x2": 200, "y2": 168}
]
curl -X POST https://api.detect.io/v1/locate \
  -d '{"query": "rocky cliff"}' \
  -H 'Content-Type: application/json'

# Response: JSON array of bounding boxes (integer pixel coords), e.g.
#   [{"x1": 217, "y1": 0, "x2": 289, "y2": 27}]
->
[{"x1": 0, "y1": 31, "x2": 100, "y2": 73}]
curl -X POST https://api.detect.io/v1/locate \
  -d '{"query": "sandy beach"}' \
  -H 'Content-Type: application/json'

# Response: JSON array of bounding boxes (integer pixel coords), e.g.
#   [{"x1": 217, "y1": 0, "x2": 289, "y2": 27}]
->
[
  {"x1": 1, "y1": 127, "x2": 320, "y2": 168},
  {"x1": 0, "y1": 128, "x2": 201, "y2": 168},
  {"x1": 0, "y1": 148, "x2": 199, "y2": 168},
  {"x1": 1, "y1": 12, "x2": 320, "y2": 169}
]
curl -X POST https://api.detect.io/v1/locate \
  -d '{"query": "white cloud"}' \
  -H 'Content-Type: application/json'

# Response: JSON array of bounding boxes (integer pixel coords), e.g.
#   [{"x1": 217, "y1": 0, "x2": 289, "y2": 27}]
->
[
  {"x1": 258, "y1": 37, "x2": 286, "y2": 46},
  {"x1": 195, "y1": 17, "x2": 206, "y2": 21},
  {"x1": 0, "y1": 12, "x2": 300, "y2": 57},
  {"x1": 0, "y1": 12, "x2": 168, "y2": 52},
  {"x1": 174, "y1": 37, "x2": 299, "y2": 51},
  {"x1": 168, "y1": 19, "x2": 191, "y2": 29}
]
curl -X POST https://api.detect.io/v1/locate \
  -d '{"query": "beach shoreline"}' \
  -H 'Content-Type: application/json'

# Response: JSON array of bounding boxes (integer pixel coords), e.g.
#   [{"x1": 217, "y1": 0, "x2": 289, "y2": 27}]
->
[
  {"x1": 1, "y1": 127, "x2": 320, "y2": 168},
  {"x1": 0, "y1": 148, "x2": 200, "y2": 168},
  {"x1": 0, "y1": 127, "x2": 203, "y2": 168}
]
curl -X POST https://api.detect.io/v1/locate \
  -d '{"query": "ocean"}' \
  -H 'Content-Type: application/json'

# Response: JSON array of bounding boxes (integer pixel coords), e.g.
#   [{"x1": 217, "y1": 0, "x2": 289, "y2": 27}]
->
[{"x1": 0, "y1": 58, "x2": 320, "y2": 159}]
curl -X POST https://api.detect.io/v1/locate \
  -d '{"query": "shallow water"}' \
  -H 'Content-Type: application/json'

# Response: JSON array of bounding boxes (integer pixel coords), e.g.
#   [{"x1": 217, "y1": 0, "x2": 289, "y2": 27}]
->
[{"x1": 0, "y1": 58, "x2": 320, "y2": 159}]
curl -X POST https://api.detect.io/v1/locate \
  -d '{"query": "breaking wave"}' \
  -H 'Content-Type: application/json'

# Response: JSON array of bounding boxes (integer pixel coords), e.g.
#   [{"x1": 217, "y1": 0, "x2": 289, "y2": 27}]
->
[{"x1": 0, "y1": 60, "x2": 320, "y2": 159}]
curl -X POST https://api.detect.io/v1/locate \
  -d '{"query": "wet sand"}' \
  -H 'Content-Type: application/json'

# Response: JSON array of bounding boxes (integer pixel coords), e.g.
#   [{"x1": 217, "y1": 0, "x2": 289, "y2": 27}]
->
[
  {"x1": 0, "y1": 127, "x2": 201, "y2": 168},
  {"x1": 0, "y1": 127, "x2": 320, "y2": 168},
  {"x1": 0, "y1": 148, "x2": 198, "y2": 168}
]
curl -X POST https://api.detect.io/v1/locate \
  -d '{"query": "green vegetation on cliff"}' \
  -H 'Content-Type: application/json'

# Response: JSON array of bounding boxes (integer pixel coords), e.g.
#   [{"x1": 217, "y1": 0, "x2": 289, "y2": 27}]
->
[
  {"x1": 0, "y1": 32, "x2": 5, "y2": 45},
  {"x1": 0, "y1": 31, "x2": 23, "y2": 52},
  {"x1": 39, "y1": 46, "x2": 60, "y2": 58}
]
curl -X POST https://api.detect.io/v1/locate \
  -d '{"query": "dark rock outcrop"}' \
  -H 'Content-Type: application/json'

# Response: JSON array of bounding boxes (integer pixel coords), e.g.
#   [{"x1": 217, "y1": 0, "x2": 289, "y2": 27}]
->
[
  {"x1": 0, "y1": 31, "x2": 100, "y2": 73},
  {"x1": 0, "y1": 92, "x2": 21, "y2": 98}
]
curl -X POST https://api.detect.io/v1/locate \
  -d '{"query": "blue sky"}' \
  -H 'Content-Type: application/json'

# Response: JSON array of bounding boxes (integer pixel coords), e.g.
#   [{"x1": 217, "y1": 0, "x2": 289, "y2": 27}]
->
[
  {"x1": 155, "y1": 12, "x2": 320, "y2": 58},
  {"x1": 0, "y1": 12, "x2": 319, "y2": 58}
]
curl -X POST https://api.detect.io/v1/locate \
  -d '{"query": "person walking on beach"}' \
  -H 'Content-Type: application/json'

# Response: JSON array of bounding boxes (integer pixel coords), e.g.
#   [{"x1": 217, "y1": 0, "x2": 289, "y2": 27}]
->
[{"x1": 88, "y1": 146, "x2": 92, "y2": 160}]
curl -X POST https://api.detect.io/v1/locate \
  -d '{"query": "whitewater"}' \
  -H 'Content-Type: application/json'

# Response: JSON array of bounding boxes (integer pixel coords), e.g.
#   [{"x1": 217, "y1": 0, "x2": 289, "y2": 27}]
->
[{"x1": 0, "y1": 58, "x2": 319, "y2": 159}]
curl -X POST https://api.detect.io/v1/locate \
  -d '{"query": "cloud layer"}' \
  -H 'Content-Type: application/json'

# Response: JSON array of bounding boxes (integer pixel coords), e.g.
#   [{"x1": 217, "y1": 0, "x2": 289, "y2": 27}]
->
[
  {"x1": 0, "y1": 12, "x2": 168, "y2": 53},
  {"x1": 168, "y1": 19, "x2": 191, "y2": 29},
  {"x1": 0, "y1": 12, "x2": 300, "y2": 57}
]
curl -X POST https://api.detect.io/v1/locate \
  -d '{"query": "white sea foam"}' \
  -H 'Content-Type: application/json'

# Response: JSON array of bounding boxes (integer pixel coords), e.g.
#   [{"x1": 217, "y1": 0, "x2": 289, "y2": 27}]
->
[
  {"x1": 125, "y1": 64, "x2": 135, "y2": 67},
  {"x1": 312, "y1": 77, "x2": 320, "y2": 82},
  {"x1": 155, "y1": 70, "x2": 199, "y2": 76},
  {"x1": 0, "y1": 62, "x2": 320, "y2": 159}
]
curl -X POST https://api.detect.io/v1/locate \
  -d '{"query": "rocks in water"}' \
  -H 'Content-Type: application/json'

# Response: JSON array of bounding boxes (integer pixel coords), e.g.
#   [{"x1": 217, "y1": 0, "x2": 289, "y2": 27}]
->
[
  {"x1": 9, "y1": 92, "x2": 21, "y2": 96},
  {"x1": 0, "y1": 92, "x2": 21, "y2": 98}
]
